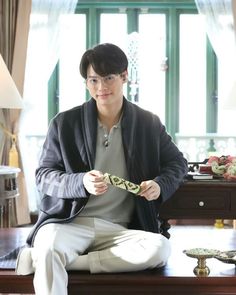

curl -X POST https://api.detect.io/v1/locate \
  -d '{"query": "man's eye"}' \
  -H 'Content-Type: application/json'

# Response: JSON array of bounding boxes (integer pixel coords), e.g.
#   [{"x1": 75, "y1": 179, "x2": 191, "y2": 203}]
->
[
  {"x1": 105, "y1": 75, "x2": 114, "y2": 81},
  {"x1": 89, "y1": 78, "x2": 98, "y2": 84}
]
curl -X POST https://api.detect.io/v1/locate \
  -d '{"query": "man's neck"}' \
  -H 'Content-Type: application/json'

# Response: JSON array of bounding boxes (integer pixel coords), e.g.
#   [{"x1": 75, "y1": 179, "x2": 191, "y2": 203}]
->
[{"x1": 98, "y1": 104, "x2": 123, "y2": 131}]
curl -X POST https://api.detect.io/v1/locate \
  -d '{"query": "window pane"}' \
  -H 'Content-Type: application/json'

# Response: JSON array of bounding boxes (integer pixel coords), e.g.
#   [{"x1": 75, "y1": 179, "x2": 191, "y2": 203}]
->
[
  {"x1": 100, "y1": 13, "x2": 127, "y2": 96},
  {"x1": 138, "y1": 14, "x2": 166, "y2": 122},
  {"x1": 22, "y1": 13, "x2": 49, "y2": 135},
  {"x1": 179, "y1": 14, "x2": 206, "y2": 134},
  {"x1": 59, "y1": 14, "x2": 86, "y2": 112},
  {"x1": 100, "y1": 13, "x2": 166, "y2": 122},
  {"x1": 100, "y1": 13, "x2": 127, "y2": 48},
  {"x1": 218, "y1": 61, "x2": 236, "y2": 135}
]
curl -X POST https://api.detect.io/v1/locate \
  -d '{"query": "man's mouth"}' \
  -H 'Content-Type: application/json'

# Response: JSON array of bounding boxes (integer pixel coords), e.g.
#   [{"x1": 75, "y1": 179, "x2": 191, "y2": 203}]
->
[{"x1": 96, "y1": 93, "x2": 111, "y2": 98}]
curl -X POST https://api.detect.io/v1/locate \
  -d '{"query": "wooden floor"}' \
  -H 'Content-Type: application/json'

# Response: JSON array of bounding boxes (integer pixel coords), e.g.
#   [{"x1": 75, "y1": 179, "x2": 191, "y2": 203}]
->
[{"x1": 0, "y1": 224, "x2": 236, "y2": 295}]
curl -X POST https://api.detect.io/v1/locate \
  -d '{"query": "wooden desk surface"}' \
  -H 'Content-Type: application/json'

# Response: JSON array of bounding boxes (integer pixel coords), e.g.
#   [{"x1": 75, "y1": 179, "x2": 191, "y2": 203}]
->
[{"x1": 0, "y1": 226, "x2": 236, "y2": 294}]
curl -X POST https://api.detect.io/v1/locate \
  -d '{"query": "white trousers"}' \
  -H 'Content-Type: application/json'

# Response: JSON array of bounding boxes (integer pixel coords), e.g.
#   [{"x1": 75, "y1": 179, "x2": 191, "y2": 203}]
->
[{"x1": 32, "y1": 217, "x2": 171, "y2": 295}]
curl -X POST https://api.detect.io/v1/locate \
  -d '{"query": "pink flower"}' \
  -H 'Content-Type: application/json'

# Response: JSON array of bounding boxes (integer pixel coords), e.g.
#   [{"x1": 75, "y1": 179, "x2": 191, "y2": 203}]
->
[
  {"x1": 207, "y1": 155, "x2": 236, "y2": 178},
  {"x1": 208, "y1": 156, "x2": 219, "y2": 164}
]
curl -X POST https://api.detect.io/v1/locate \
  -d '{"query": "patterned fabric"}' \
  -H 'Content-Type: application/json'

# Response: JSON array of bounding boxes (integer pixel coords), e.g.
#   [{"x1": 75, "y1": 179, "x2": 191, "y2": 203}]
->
[{"x1": 0, "y1": 245, "x2": 25, "y2": 269}]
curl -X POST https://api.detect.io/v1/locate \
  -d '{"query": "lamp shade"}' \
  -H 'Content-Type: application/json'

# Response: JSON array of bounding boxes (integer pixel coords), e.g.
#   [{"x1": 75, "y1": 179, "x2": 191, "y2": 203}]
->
[{"x1": 0, "y1": 54, "x2": 23, "y2": 109}]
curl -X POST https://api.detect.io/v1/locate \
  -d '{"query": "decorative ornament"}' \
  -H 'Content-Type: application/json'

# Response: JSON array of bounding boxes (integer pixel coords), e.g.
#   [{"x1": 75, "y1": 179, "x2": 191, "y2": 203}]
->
[
  {"x1": 208, "y1": 155, "x2": 236, "y2": 180},
  {"x1": 127, "y1": 32, "x2": 140, "y2": 103},
  {"x1": 103, "y1": 173, "x2": 141, "y2": 194}
]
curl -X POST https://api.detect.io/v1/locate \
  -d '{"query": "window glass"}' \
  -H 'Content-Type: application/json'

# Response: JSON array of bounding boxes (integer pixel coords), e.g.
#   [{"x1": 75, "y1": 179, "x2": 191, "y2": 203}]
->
[
  {"x1": 100, "y1": 13, "x2": 166, "y2": 122},
  {"x1": 59, "y1": 14, "x2": 86, "y2": 112},
  {"x1": 100, "y1": 13, "x2": 127, "y2": 48},
  {"x1": 217, "y1": 61, "x2": 236, "y2": 135},
  {"x1": 22, "y1": 13, "x2": 49, "y2": 136},
  {"x1": 138, "y1": 13, "x2": 166, "y2": 122},
  {"x1": 100, "y1": 13, "x2": 128, "y2": 96},
  {"x1": 179, "y1": 14, "x2": 206, "y2": 134}
]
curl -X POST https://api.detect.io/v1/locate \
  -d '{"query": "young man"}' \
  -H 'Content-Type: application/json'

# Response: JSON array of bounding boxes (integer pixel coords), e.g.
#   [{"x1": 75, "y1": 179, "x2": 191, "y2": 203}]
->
[{"x1": 16, "y1": 43, "x2": 188, "y2": 295}]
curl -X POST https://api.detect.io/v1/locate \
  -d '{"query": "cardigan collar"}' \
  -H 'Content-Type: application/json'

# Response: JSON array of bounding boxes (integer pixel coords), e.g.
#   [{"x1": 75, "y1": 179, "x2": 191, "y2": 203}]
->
[{"x1": 82, "y1": 97, "x2": 137, "y2": 171}]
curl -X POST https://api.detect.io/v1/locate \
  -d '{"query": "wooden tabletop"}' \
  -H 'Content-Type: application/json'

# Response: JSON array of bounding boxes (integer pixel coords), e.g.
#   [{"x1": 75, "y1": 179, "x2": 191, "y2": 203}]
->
[{"x1": 0, "y1": 225, "x2": 236, "y2": 294}]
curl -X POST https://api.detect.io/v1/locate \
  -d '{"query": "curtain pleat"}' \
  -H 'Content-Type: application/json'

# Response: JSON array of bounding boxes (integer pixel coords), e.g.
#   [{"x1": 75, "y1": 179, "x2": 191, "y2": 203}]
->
[
  {"x1": 0, "y1": 0, "x2": 17, "y2": 69},
  {"x1": 21, "y1": 0, "x2": 78, "y2": 212}
]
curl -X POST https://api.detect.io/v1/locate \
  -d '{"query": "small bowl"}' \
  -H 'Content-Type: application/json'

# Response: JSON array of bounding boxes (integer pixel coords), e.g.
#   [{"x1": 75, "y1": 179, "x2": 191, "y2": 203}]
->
[{"x1": 215, "y1": 250, "x2": 236, "y2": 265}]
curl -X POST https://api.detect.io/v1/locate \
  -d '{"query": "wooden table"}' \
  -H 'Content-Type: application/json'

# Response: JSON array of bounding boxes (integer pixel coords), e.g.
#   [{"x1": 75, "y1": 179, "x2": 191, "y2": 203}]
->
[
  {"x1": 159, "y1": 179, "x2": 236, "y2": 237},
  {"x1": 0, "y1": 226, "x2": 236, "y2": 295}
]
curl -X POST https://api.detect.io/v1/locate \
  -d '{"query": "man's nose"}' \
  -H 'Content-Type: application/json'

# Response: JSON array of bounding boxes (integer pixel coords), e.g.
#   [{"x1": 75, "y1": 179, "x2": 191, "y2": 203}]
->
[{"x1": 97, "y1": 78, "x2": 108, "y2": 89}]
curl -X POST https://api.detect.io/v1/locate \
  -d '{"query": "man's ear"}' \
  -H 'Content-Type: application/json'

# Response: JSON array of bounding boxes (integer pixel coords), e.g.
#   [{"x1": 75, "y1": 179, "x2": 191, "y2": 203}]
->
[{"x1": 121, "y1": 71, "x2": 128, "y2": 83}]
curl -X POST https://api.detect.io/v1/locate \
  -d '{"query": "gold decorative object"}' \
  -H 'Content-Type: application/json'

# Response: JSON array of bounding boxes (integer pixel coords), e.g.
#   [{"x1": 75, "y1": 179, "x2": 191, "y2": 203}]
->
[
  {"x1": 214, "y1": 219, "x2": 224, "y2": 228},
  {"x1": 183, "y1": 248, "x2": 219, "y2": 277}
]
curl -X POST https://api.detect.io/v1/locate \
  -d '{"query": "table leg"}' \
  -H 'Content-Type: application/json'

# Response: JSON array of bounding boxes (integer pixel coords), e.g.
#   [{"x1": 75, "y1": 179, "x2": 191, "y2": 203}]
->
[{"x1": 214, "y1": 219, "x2": 224, "y2": 228}]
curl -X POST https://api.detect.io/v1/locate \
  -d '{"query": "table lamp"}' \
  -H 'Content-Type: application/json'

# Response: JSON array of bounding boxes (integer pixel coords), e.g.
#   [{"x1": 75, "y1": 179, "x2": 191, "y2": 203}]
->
[{"x1": 0, "y1": 54, "x2": 23, "y2": 167}]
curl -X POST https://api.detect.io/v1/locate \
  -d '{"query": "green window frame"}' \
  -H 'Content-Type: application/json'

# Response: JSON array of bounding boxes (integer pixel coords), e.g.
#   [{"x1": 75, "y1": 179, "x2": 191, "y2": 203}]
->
[{"x1": 48, "y1": 0, "x2": 217, "y2": 139}]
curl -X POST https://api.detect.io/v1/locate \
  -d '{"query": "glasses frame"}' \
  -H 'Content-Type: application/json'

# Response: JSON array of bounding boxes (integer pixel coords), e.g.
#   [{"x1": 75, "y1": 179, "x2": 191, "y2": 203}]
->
[{"x1": 85, "y1": 73, "x2": 123, "y2": 89}]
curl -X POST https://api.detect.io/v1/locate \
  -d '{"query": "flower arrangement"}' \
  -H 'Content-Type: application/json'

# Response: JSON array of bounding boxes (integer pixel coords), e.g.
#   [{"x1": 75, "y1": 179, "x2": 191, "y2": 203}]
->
[{"x1": 208, "y1": 155, "x2": 236, "y2": 180}]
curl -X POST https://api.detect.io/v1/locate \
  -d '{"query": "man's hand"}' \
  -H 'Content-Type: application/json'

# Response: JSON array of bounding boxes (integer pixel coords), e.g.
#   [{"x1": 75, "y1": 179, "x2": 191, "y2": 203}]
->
[
  {"x1": 139, "y1": 180, "x2": 161, "y2": 201},
  {"x1": 83, "y1": 170, "x2": 108, "y2": 195}
]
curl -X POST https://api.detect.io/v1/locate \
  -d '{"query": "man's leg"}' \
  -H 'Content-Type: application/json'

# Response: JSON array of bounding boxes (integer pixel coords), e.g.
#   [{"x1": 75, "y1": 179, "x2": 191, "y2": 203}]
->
[
  {"x1": 31, "y1": 219, "x2": 95, "y2": 295},
  {"x1": 68, "y1": 218, "x2": 171, "y2": 274}
]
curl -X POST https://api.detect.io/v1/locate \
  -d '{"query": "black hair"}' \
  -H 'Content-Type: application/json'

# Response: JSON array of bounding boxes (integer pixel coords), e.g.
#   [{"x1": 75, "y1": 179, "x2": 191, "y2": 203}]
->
[{"x1": 79, "y1": 43, "x2": 128, "y2": 79}]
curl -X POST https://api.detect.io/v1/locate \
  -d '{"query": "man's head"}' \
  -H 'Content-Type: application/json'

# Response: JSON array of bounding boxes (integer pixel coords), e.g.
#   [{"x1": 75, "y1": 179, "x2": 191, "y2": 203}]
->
[{"x1": 79, "y1": 43, "x2": 128, "y2": 79}]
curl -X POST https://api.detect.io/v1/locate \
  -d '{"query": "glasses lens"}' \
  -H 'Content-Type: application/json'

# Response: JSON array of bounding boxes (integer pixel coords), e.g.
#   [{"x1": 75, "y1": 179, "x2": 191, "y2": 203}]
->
[
  {"x1": 104, "y1": 75, "x2": 116, "y2": 85},
  {"x1": 86, "y1": 78, "x2": 98, "y2": 87},
  {"x1": 86, "y1": 74, "x2": 118, "y2": 88}
]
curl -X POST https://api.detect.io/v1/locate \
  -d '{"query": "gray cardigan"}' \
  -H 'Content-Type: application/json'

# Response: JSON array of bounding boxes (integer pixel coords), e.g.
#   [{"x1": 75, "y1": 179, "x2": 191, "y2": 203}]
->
[{"x1": 27, "y1": 98, "x2": 188, "y2": 245}]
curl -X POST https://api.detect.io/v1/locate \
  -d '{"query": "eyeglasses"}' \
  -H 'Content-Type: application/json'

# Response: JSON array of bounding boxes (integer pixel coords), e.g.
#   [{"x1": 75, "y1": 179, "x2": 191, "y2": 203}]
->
[{"x1": 86, "y1": 74, "x2": 120, "y2": 88}]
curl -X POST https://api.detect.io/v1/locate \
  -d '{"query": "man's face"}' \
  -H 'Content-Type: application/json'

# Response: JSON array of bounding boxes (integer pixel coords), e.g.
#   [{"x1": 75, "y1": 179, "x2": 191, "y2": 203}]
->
[{"x1": 86, "y1": 65, "x2": 127, "y2": 107}]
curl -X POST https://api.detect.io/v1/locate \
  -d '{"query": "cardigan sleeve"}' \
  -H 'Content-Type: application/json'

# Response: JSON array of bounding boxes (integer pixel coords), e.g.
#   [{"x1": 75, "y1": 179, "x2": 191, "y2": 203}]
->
[
  {"x1": 122, "y1": 100, "x2": 188, "y2": 203},
  {"x1": 35, "y1": 115, "x2": 89, "y2": 200},
  {"x1": 153, "y1": 120, "x2": 188, "y2": 202}
]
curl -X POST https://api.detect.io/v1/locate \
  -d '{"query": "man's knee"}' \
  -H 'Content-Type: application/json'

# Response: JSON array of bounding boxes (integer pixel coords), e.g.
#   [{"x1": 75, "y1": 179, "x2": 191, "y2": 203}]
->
[{"x1": 140, "y1": 232, "x2": 171, "y2": 268}]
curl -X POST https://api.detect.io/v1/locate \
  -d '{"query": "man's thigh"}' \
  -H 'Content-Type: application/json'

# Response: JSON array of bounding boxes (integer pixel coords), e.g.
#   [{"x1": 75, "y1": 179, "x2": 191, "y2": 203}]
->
[{"x1": 33, "y1": 219, "x2": 95, "y2": 255}]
